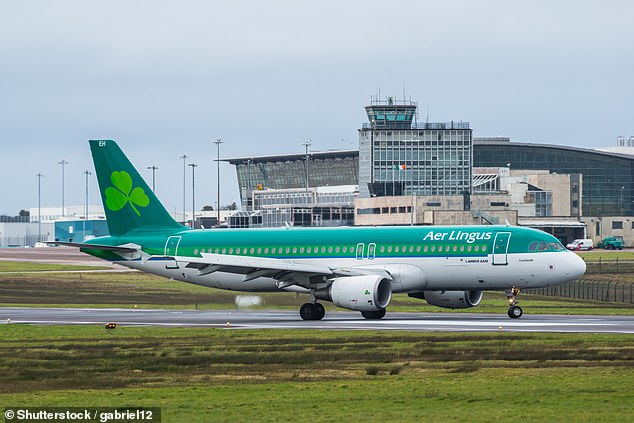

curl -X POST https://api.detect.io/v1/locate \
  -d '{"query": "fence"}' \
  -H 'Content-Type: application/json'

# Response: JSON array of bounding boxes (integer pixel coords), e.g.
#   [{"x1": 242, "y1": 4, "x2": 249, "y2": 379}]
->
[
  {"x1": 584, "y1": 258, "x2": 634, "y2": 274},
  {"x1": 525, "y1": 280, "x2": 634, "y2": 304}
]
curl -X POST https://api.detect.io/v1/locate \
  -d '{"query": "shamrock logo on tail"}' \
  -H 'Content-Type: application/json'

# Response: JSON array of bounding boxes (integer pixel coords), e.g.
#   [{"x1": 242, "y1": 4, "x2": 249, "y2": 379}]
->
[{"x1": 105, "y1": 171, "x2": 150, "y2": 216}]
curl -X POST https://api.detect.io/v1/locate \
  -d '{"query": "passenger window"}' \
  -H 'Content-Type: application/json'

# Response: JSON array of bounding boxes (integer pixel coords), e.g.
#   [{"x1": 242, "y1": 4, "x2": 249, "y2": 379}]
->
[
  {"x1": 452, "y1": 245, "x2": 457, "y2": 252},
  {"x1": 467, "y1": 245, "x2": 472, "y2": 252},
  {"x1": 460, "y1": 245, "x2": 465, "y2": 252},
  {"x1": 528, "y1": 242, "x2": 538, "y2": 252},
  {"x1": 228, "y1": 248, "x2": 233, "y2": 254},
  {"x1": 387, "y1": 246, "x2": 393, "y2": 253},
  {"x1": 431, "y1": 245, "x2": 435, "y2": 252},
  {"x1": 343, "y1": 246, "x2": 347, "y2": 253},
  {"x1": 416, "y1": 245, "x2": 421, "y2": 252},
  {"x1": 474, "y1": 245, "x2": 480, "y2": 252},
  {"x1": 380, "y1": 246, "x2": 385, "y2": 253},
  {"x1": 300, "y1": 247, "x2": 304, "y2": 253},
  {"x1": 482, "y1": 245, "x2": 487, "y2": 252},
  {"x1": 424, "y1": 245, "x2": 428, "y2": 252},
  {"x1": 307, "y1": 247, "x2": 312, "y2": 253},
  {"x1": 538, "y1": 242, "x2": 550, "y2": 251}
]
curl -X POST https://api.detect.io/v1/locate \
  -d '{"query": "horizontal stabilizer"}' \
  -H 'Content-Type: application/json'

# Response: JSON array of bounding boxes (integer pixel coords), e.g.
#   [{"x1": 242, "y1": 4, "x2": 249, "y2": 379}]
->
[{"x1": 45, "y1": 241, "x2": 139, "y2": 253}]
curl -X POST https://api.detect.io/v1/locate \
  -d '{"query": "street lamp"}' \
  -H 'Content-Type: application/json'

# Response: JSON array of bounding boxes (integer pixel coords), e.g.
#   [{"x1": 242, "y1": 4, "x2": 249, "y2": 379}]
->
[
  {"x1": 58, "y1": 160, "x2": 69, "y2": 217},
  {"x1": 302, "y1": 140, "x2": 311, "y2": 205},
  {"x1": 83, "y1": 170, "x2": 92, "y2": 241},
  {"x1": 36, "y1": 173, "x2": 44, "y2": 242},
  {"x1": 147, "y1": 165, "x2": 158, "y2": 193},
  {"x1": 179, "y1": 155, "x2": 188, "y2": 224},
  {"x1": 213, "y1": 138, "x2": 223, "y2": 226},
  {"x1": 188, "y1": 163, "x2": 198, "y2": 228}
]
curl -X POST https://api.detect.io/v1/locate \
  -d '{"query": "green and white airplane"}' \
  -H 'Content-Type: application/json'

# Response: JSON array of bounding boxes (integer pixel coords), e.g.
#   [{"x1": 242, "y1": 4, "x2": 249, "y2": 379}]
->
[{"x1": 59, "y1": 140, "x2": 586, "y2": 320}]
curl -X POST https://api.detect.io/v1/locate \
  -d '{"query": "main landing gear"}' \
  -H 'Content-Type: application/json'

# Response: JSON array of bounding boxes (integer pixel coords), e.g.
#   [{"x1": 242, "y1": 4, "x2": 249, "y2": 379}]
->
[
  {"x1": 299, "y1": 302, "x2": 325, "y2": 320},
  {"x1": 361, "y1": 309, "x2": 386, "y2": 320},
  {"x1": 506, "y1": 287, "x2": 523, "y2": 319}
]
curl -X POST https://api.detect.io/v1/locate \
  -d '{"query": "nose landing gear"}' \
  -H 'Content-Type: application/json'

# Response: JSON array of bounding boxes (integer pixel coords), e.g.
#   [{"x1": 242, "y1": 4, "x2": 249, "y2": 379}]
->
[{"x1": 506, "y1": 287, "x2": 523, "y2": 319}]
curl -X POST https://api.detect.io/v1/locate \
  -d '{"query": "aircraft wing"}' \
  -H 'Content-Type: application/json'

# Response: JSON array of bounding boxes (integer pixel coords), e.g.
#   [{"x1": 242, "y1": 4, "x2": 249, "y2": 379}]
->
[
  {"x1": 180, "y1": 253, "x2": 334, "y2": 284},
  {"x1": 178, "y1": 253, "x2": 392, "y2": 287}
]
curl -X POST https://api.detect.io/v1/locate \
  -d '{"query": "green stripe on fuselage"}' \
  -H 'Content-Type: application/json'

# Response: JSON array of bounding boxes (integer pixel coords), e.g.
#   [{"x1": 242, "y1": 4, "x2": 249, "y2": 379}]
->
[{"x1": 86, "y1": 225, "x2": 566, "y2": 260}]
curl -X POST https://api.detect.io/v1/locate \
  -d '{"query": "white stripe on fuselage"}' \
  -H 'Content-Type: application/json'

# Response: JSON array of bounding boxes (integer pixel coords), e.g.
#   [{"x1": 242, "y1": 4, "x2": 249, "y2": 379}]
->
[{"x1": 120, "y1": 250, "x2": 579, "y2": 293}]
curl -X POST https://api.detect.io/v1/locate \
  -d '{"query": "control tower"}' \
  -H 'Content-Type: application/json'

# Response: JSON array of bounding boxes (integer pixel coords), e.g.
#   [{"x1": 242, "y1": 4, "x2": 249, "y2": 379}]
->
[
  {"x1": 364, "y1": 96, "x2": 417, "y2": 130},
  {"x1": 359, "y1": 96, "x2": 472, "y2": 198}
]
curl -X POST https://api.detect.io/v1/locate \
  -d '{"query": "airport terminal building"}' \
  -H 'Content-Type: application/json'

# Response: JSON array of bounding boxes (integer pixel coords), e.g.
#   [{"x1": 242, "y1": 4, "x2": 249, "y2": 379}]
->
[{"x1": 223, "y1": 98, "x2": 634, "y2": 246}]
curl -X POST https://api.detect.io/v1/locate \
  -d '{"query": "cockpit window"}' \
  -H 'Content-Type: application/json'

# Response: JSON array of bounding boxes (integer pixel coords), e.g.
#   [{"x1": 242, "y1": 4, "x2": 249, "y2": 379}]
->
[
  {"x1": 528, "y1": 241, "x2": 538, "y2": 252},
  {"x1": 549, "y1": 241, "x2": 565, "y2": 251},
  {"x1": 538, "y1": 241, "x2": 550, "y2": 251}
]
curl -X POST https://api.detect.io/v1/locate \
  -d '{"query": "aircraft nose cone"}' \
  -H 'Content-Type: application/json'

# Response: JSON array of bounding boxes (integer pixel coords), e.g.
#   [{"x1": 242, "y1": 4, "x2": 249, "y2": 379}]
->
[{"x1": 568, "y1": 252, "x2": 587, "y2": 280}]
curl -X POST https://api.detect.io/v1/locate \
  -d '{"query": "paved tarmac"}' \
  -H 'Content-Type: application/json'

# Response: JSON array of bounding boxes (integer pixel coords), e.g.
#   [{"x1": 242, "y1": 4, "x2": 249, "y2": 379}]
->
[
  {"x1": 0, "y1": 247, "x2": 121, "y2": 268},
  {"x1": 1, "y1": 307, "x2": 633, "y2": 333}
]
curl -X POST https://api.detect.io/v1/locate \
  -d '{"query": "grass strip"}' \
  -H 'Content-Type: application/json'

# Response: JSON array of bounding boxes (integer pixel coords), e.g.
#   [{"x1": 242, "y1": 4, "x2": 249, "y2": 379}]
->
[{"x1": 0, "y1": 327, "x2": 632, "y2": 422}]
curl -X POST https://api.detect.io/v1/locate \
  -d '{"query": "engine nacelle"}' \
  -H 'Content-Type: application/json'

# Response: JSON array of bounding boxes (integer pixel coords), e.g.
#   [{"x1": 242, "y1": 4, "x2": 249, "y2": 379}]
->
[
  {"x1": 417, "y1": 290, "x2": 483, "y2": 309},
  {"x1": 315, "y1": 275, "x2": 392, "y2": 312}
]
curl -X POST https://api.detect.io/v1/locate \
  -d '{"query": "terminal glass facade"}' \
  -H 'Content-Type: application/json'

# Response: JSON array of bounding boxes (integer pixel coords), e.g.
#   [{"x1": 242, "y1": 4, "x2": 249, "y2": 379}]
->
[
  {"x1": 474, "y1": 141, "x2": 634, "y2": 217},
  {"x1": 229, "y1": 152, "x2": 358, "y2": 210},
  {"x1": 359, "y1": 127, "x2": 472, "y2": 197}
]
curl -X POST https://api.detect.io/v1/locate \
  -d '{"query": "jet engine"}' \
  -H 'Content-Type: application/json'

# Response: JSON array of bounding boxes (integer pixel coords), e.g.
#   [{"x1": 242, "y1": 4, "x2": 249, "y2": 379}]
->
[
  {"x1": 315, "y1": 275, "x2": 392, "y2": 312},
  {"x1": 411, "y1": 290, "x2": 483, "y2": 309}
]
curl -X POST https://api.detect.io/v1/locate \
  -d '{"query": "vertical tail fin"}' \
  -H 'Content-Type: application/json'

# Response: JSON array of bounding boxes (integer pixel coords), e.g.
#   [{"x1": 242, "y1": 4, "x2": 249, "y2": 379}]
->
[{"x1": 90, "y1": 139, "x2": 186, "y2": 236}]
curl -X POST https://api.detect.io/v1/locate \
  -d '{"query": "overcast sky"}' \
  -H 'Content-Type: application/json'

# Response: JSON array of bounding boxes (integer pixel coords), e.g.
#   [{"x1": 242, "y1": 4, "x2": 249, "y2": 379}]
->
[{"x1": 1, "y1": 0, "x2": 633, "y2": 216}]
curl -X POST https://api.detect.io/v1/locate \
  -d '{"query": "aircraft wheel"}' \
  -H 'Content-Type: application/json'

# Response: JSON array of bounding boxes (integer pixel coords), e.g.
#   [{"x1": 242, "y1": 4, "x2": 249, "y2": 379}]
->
[
  {"x1": 361, "y1": 309, "x2": 386, "y2": 320},
  {"x1": 508, "y1": 306, "x2": 523, "y2": 319},
  {"x1": 315, "y1": 303, "x2": 325, "y2": 320},
  {"x1": 300, "y1": 303, "x2": 325, "y2": 321}
]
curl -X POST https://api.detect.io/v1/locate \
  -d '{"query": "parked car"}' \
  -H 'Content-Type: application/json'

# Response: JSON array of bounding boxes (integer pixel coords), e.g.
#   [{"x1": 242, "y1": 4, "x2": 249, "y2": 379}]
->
[
  {"x1": 566, "y1": 239, "x2": 594, "y2": 251},
  {"x1": 597, "y1": 236, "x2": 624, "y2": 250}
]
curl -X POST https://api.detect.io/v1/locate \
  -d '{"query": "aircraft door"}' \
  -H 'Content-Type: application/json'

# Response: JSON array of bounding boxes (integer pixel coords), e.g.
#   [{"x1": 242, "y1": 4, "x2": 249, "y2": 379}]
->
[
  {"x1": 165, "y1": 236, "x2": 181, "y2": 256},
  {"x1": 368, "y1": 243, "x2": 376, "y2": 260},
  {"x1": 164, "y1": 236, "x2": 181, "y2": 269},
  {"x1": 492, "y1": 232, "x2": 511, "y2": 265},
  {"x1": 356, "y1": 243, "x2": 364, "y2": 260}
]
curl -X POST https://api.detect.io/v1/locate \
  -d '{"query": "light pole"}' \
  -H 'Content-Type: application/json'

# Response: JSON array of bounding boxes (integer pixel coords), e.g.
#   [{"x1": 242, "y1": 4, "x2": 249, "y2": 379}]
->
[
  {"x1": 58, "y1": 160, "x2": 68, "y2": 217},
  {"x1": 188, "y1": 163, "x2": 198, "y2": 228},
  {"x1": 302, "y1": 140, "x2": 311, "y2": 205},
  {"x1": 179, "y1": 155, "x2": 188, "y2": 224},
  {"x1": 36, "y1": 173, "x2": 44, "y2": 242},
  {"x1": 83, "y1": 170, "x2": 92, "y2": 241},
  {"x1": 213, "y1": 138, "x2": 223, "y2": 226},
  {"x1": 147, "y1": 165, "x2": 158, "y2": 193}
]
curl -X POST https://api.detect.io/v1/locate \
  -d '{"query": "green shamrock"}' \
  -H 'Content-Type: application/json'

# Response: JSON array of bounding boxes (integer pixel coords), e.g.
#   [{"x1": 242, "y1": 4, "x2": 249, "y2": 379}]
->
[{"x1": 105, "y1": 171, "x2": 150, "y2": 216}]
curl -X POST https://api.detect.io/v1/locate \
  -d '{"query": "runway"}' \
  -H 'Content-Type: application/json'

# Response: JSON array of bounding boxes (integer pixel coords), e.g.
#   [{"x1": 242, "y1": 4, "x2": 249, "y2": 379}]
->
[{"x1": 1, "y1": 307, "x2": 633, "y2": 333}]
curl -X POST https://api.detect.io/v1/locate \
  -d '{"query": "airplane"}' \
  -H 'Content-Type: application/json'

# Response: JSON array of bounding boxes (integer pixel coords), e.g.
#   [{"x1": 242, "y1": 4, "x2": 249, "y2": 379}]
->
[{"x1": 55, "y1": 139, "x2": 586, "y2": 320}]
